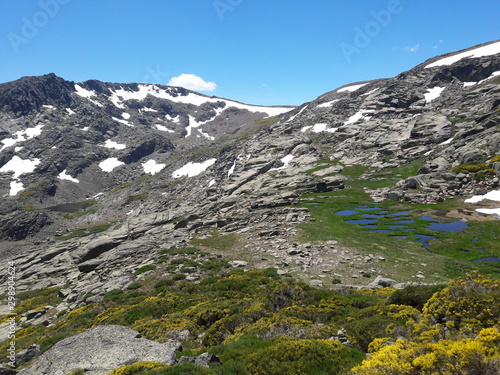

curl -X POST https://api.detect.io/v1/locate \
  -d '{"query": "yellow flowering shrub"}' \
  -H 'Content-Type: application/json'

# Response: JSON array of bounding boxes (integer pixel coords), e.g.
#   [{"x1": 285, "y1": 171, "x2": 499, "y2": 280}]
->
[
  {"x1": 106, "y1": 361, "x2": 169, "y2": 375},
  {"x1": 351, "y1": 328, "x2": 500, "y2": 375},
  {"x1": 423, "y1": 271, "x2": 500, "y2": 332}
]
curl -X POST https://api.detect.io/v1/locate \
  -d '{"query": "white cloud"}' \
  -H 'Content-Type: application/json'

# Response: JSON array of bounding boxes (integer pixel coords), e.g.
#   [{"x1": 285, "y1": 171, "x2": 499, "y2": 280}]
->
[
  {"x1": 168, "y1": 74, "x2": 217, "y2": 92},
  {"x1": 405, "y1": 43, "x2": 420, "y2": 53}
]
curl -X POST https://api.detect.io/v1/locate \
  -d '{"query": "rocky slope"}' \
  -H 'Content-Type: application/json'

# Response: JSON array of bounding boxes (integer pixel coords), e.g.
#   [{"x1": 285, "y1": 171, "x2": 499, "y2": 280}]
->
[{"x1": 0, "y1": 39, "x2": 500, "y2": 373}]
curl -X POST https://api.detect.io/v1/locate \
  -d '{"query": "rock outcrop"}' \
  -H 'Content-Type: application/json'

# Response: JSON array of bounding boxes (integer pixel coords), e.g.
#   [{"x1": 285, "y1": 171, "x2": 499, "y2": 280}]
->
[{"x1": 18, "y1": 325, "x2": 181, "y2": 375}]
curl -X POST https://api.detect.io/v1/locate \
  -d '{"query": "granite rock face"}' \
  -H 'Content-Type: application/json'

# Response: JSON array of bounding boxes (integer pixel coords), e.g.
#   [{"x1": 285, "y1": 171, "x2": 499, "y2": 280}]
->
[{"x1": 18, "y1": 325, "x2": 181, "y2": 375}]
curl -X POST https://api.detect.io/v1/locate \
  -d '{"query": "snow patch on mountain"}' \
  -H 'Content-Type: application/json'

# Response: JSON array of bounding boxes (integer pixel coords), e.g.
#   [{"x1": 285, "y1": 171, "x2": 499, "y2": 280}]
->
[
  {"x1": 465, "y1": 189, "x2": 500, "y2": 204},
  {"x1": 103, "y1": 140, "x2": 126, "y2": 150},
  {"x1": 344, "y1": 110, "x2": 374, "y2": 125},
  {"x1": 75, "y1": 84, "x2": 103, "y2": 107},
  {"x1": 99, "y1": 158, "x2": 125, "y2": 172},
  {"x1": 269, "y1": 155, "x2": 294, "y2": 172},
  {"x1": 337, "y1": 83, "x2": 367, "y2": 93},
  {"x1": 155, "y1": 125, "x2": 175, "y2": 133},
  {"x1": 463, "y1": 71, "x2": 500, "y2": 87},
  {"x1": 166, "y1": 114, "x2": 180, "y2": 123},
  {"x1": 58, "y1": 170, "x2": 79, "y2": 183},
  {"x1": 424, "y1": 87, "x2": 445, "y2": 103},
  {"x1": 112, "y1": 117, "x2": 134, "y2": 127},
  {"x1": 142, "y1": 160, "x2": 166, "y2": 175},
  {"x1": 1, "y1": 124, "x2": 44, "y2": 151},
  {"x1": 9, "y1": 181, "x2": 25, "y2": 196},
  {"x1": 186, "y1": 116, "x2": 214, "y2": 140},
  {"x1": 228, "y1": 161, "x2": 237, "y2": 177},
  {"x1": 172, "y1": 159, "x2": 217, "y2": 178},
  {"x1": 286, "y1": 106, "x2": 308, "y2": 122},
  {"x1": 108, "y1": 84, "x2": 291, "y2": 117},
  {"x1": 426, "y1": 41, "x2": 500, "y2": 68},
  {"x1": 317, "y1": 100, "x2": 340, "y2": 108},
  {"x1": 0, "y1": 156, "x2": 41, "y2": 178}
]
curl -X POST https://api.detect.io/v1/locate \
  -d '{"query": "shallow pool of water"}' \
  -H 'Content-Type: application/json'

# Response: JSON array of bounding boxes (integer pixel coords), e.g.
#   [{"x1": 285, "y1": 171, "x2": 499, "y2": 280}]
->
[
  {"x1": 370, "y1": 229, "x2": 393, "y2": 233},
  {"x1": 393, "y1": 220, "x2": 416, "y2": 224},
  {"x1": 346, "y1": 219, "x2": 378, "y2": 225},
  {"x1": 336, "y1": 210, "x2": 360, "y2": 216},
  {"x1": 472, "y1": 256, "x2": 500, "y2": 262},
  {"x1": 391, "y1": 235, "x2": 408, "y2": 239},
  {"x1": 419, "y1": 215, "x2": 441, "y2": 221},
  {"x1": 427, "y1": 220, "x2": 469, "y2": 233},
  {"x1": 387, "y1": 211, "x2": 411, "y2": 216},
  {"x1": 415, "y1": 234, "x2": 437, "y2": 248}
]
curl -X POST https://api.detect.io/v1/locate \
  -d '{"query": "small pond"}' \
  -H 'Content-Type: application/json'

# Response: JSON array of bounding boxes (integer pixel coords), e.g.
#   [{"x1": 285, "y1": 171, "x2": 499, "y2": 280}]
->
[
  {"x1": 427, "y1": 221, "x2": 469, "y2": 233},
  {"x1": 335, "y1": 205, "x2": 472, "y2": 251},
  {"x1": 346, "y1": 219, "x2": 378, "y2": 225},
  {"x1": 472, "y1": 256, "x2": 500, "y2": 262},
  {"x1": 415, "y1": 234, "x2": 438, "y2": 249}
]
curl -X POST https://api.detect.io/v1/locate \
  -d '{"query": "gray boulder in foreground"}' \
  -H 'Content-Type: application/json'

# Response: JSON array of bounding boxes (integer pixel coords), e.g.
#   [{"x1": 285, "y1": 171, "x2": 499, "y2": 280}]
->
[{"x1": 18, "y1": 325, "x2": 181, "y2": 375}]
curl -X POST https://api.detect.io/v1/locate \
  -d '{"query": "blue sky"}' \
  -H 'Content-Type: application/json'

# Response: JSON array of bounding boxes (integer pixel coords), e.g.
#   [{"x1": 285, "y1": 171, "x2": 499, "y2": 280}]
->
[{"x1": 1, "y1": 0, "x2": 499, "y2": 106}]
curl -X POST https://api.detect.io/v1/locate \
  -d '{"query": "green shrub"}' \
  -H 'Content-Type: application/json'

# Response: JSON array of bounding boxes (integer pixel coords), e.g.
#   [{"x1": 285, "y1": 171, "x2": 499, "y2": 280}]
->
[
  {"x1": 200, "y1": 258, "x2": 231, "y2": 273},
  {"x1": 160, "y1": 247, "x2": 199, "y2": 255},
  {"x1": 387, "y1": 285, "x2": 446, "y2": 310},
  {"x1": 154, "y1": 279, "x2": 175, "y2": 290},
  {"x1": 104, "y1": 289, "x2": 124, "y2": 301},
  {"x1": 135, "y1": 265, "x2": 157, "y2": 275},
  {"x1": 475, "y1": 172, "x2": 486, "y2": 180},
  {"x1": 172, "y1": 274, "x2": 187, "y2": 281},
  {"x1": 127, "y1": 282, "x2": 143, "y2": 290},
  {"x1": 343, "y1": 312, "x2": 398, "y2": 352},
  {"x1": 246, "y1": 338, "x2": 364, "y2": 375}
]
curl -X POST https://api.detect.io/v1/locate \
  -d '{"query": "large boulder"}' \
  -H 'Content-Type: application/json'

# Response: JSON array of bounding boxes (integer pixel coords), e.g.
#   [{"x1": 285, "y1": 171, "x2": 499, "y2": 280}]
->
[{"x1": 18, "y1": 325, "x2": 181, "y2": 375}]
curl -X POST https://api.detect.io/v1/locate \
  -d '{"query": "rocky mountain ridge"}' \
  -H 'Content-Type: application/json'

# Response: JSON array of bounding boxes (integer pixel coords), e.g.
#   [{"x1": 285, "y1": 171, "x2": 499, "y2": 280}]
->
[
  {"x1": 0, "y1": 38, "x2": 499, "y2": 375},
  {"x1": 0, "y1": 38, "x2": 499, "y2": 347}
]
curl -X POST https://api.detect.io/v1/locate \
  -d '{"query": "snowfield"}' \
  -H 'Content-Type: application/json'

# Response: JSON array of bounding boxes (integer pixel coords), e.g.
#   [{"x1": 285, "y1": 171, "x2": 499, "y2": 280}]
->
[
  {"x1": 0, "y1": 124, "x2": 44, "y2": 151},
  {"x1": 424, "y1": 87, "x2": 445, "y2": 103},
  {"x1": 172, "y1": 159, "x2": 217, "y2": 178},
  {"x1": 426, "y1": 41, "x2": 500, "y2": 68},
  {"x1": 337, "y1": 83, "x2": 367, "y2": 93},
  {"x1": 142, "y1": 160, "x2": 166, "y2": 175},
  {"x1": 58, "y1": 170, "x2": 79, "y2": 183},
  {"x1": 107, "y1": 84, "x2": 292, "y2": 117},
  {"x1": 99, "y1": 158, "x2": 125, "y2": 172}
]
